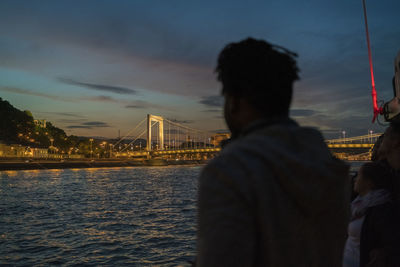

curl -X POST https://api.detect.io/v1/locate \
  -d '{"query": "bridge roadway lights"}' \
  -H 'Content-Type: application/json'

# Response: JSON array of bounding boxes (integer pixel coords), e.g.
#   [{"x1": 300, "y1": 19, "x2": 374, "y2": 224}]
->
[
  {"x1": 327, "y1": 144, "x2": 374, "y2": 148},
  {"x1": 124, "y1": 151, "x2": 149, "y2": 157},
  {"x1": 152, "y1": 148, "x2": 221, "y2": 156}
]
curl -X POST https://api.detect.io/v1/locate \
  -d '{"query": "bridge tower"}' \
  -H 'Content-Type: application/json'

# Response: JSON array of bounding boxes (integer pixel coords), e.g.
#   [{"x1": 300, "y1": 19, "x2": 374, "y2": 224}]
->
[{"x1": 147, "y1": 114, "x2": 164, "y2": 151}]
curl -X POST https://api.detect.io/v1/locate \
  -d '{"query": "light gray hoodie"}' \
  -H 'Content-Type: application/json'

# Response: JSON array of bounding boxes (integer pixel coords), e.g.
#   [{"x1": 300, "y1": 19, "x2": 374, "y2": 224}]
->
[{"x1": 197, "y1": 119, "x2": 350, "y2": 267}]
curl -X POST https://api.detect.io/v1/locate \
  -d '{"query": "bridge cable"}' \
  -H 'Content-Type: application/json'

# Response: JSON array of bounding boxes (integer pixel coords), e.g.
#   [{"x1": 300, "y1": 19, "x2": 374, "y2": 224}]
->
[
  {"x1": 119, "y1": 121, "x2": 157, "y2": 153},
  {"x1": 113, "y1": 118, "x2": 146, "y2": 147}
]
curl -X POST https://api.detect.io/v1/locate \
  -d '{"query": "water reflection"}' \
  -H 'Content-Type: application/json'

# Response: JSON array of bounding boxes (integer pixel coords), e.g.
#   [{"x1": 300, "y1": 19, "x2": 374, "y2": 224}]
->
[
  {"x1": 1, "y1": 170, "x2": 18, "y2": 177},
  {"x1": 0, "y1": 166, "x2": 200, "y2": 266}
]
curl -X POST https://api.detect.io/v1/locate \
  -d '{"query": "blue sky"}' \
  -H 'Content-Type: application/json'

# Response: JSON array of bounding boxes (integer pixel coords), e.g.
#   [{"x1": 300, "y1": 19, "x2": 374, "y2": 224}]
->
[{"x1": 0, "y1": 0, "x2": 399, "y2": 138}]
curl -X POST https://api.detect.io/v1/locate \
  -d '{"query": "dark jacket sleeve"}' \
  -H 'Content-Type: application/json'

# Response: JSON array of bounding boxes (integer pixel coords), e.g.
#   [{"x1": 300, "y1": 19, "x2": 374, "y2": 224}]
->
[
  {"x1": 196, "y1": 159, "x2": 256, "y2": 267},
  {"x1": 360, "y1": 203, "x2": 400, "y2": 267}
]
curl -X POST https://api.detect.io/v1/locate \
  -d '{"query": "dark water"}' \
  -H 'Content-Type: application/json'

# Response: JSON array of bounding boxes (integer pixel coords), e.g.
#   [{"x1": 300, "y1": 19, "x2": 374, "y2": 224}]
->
[{"x1": 0, "y1": 166, "x2": 201, "y2": 266}]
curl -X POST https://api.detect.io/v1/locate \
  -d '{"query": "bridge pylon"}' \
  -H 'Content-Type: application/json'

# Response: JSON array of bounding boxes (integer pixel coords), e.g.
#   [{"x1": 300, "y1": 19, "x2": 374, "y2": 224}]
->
[{"x1": 147, "y1": 114, "x2": 164, "y2": 152}]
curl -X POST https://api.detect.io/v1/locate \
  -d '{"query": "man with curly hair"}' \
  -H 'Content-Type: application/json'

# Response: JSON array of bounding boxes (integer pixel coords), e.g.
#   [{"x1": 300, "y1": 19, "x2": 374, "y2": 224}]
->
[{"x1": 196, "y1": 38, "x2": 350, "y2": 266}]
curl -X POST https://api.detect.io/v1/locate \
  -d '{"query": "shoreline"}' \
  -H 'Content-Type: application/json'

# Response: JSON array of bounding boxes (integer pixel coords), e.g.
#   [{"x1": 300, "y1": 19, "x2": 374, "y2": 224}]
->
[
  {"x1": 0, "y1": 159, "x2": 207, "y2": 171},
  {"x1": 0, "y1": 158, "x2": 366, "y2": 172}
]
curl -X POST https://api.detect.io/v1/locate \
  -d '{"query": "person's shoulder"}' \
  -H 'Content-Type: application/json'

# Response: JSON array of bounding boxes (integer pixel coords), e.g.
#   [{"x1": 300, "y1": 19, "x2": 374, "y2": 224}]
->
[
  {"x1": 201, "y1": 147, "x2": 242, "y2": 177},
  {"x1": 200, "y1": 147, "x2": 258, "y2": 205},
  {"x1": 212, "y1": 136, "x2": 257, "y2": 161},
  {"x1": 248, "y1": 122, "x2": 326, "y2": 147},
  {"x1": 200, "y1": 141, "x2": 255, "y2": 185}
]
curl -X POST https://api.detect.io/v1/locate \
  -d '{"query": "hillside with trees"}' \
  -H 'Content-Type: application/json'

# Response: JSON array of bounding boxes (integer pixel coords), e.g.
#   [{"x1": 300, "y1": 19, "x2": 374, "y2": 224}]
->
[
  {"x1": 0, "y1": 97, "x2": 35, "y2": 143},
  {"x1": 0, "y1": 97, "x2": 150, "y2": 157},
  {"x1": 0, "y1": 97, "x2": 83, "y2": 153}
]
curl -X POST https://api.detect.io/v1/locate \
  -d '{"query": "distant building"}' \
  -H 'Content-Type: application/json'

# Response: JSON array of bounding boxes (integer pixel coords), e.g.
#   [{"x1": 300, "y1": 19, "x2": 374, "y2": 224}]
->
[
  {"x1": 0, "y1": 144, "x2": 25, "y2": 157},
  {"x1": 211, "y1": 133, "x2": 231, "y2": 147},
  {"x1": 34, "y1": 119, "x2": 46, "y2": 128},
  {"x1": 0, "y1": 143, "x2": 50, "y2": 158},
  {"x1": 0, "y1": 143, "x2": 6, "y2": 157},
  {"x1": 32, "y1": 148, "x2": 48, "y2": 158}
]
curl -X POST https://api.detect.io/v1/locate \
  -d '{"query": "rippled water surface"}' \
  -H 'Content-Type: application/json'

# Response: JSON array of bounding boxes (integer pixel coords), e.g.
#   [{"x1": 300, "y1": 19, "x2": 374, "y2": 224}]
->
[{"x1": 0, "y1": 166, "x2": 201, "y2": 266}]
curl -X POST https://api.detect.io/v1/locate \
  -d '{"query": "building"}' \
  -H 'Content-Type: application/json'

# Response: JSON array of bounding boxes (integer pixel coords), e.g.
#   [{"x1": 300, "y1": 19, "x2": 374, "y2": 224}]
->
[
  {"x1": 34, "y1": 119, "x2": 47, "y2": 128},
  {"x1": 211, "y1": 133, "x2": 231, "y2": 147},
  {"x1": 32, "y1": 148, "x2": 49, "y2": 158},
  {"x1": 0, "y1": 143, "x2": 26, "y2": 157}
]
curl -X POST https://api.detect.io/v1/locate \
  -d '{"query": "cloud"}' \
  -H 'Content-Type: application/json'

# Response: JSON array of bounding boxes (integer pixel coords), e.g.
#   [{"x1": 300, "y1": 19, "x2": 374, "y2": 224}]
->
[
  {"x1": 66, "y1": 121, "x2": 110, "y2": 129},
  {"x1": 125, "y1": 105, "x2": 146, "y2": 109},
  {"x1": 0, "y1": 87, "x2": 130, "y2": 106},
  {"x1": 0, "y1": 86, "x2": 75, "y2": 102},
  {"x1": 0, "y1": 5, "x2": 220, "y2": 97},
  {"x1": 84, "y1": 95, "x2": 165, "y2": 109},
  {"x1": 57, "y1": 119, "x2": 87, "y2": 124},
  {"x1": 58, "y1": 78, "x2": 137, "y2": 95},
  {"x1": 124, "y1": 100, "x2": 174, "y2": 111},
  {"x1": 83, "y1": 95, "x2": 121, "y2": 103},
  {"x1": 199, "y1": 95, "x2": 223, "y2": 107},
  {"x1": 66, "y1": 125, "x2": 93, "y2": 129},
  {"x1": 290, "y1": 109, "x2": 316, "y2": 117},
  {"x1": 202, "y1": 109, "x2": 222, "y2": 113},
  {"x1": 166, "y1": 118, "x2": 194, "y2": 124},
  {"x1": 82, "y1": 121, "x2": 110, "y2": 127},
  {"x1": 81, "y1": 95, "x2": 173, "y2": 111},
  {"x1": 35, "y1": 111, "x2": 85, "y2": 118},
  {"x1": 125, "y1": 100, "x2": 150, "y2": 109}
]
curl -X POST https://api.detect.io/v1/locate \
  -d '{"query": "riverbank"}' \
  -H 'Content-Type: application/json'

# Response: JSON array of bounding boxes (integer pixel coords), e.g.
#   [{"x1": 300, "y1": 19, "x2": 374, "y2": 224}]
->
[{"x1": 0, "y1": 158, "x2": 207, "y2": 171}]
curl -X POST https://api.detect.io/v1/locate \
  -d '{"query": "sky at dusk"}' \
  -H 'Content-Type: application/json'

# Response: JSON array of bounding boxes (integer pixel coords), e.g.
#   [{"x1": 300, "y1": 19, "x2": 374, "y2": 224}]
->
[{"x1": 1, "y1": 0, "x2": 400, "y2": 139}]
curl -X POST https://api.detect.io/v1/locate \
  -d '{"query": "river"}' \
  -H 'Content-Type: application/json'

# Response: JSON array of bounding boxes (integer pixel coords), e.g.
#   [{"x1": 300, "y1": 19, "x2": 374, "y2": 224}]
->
[
  {"x1": 0, "y1": 166, "x2": 200, "y2": 266},
  {"x1": 0, "y1": 162, "x2": 364, "y2": 266}
]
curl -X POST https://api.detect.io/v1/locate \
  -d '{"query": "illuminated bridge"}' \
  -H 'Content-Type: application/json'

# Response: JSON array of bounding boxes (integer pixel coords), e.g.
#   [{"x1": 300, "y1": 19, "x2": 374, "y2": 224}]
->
[
  {"x1": 112, "y1": 114, "x2": 382, "y2": 161},
  {"x1": 325, "y1": 133, "x2": 383, "y2": 160},
  {"x1": 113, "y1": 114, "x2": 223, "y2": 160}
]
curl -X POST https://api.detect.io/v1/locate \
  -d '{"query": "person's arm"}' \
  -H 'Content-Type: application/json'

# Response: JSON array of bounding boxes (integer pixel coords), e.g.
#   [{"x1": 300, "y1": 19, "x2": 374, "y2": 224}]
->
[{"x1": 196, "y1": 160, "x2": 255, "y2": 267}]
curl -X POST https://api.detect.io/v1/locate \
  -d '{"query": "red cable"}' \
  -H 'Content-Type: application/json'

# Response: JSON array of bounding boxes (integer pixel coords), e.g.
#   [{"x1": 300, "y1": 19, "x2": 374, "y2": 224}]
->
[{"x1": 362, "y1": 0, "x2": 382, "y2": 122}]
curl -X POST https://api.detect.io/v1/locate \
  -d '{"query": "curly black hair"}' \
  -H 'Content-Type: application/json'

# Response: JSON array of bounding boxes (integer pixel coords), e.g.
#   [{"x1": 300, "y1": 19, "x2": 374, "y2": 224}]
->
[{"x1": 216, "y1": 37, "x2": 300, "y2": 116}]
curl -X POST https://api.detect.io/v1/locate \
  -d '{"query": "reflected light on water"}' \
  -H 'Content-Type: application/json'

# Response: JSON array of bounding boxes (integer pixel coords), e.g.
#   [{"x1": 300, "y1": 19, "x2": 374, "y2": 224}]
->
[
  {"x1": 1, "y1": 170, "x2": 18, "y2": 177},
  {"x1": 0, "y1": 166, "x2": 200, "y2": 265}
]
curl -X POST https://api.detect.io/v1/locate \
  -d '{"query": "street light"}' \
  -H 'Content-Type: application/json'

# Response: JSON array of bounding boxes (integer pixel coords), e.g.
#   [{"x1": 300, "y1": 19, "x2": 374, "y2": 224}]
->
[
  {"x1": 369, "y1": 130, "x2": 373, "y2": 143},
  {"x1": 49, "y1": 138, "x2": 54, "y2": 154},
  {"x1": 89, "y1": 138, "x2": 94, "y2": 159}
]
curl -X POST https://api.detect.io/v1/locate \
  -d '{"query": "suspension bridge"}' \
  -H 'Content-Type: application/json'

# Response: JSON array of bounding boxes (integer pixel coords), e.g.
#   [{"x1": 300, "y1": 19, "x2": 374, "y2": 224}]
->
[
  {"x1": 325, "y1": 133, "x2": 382, "y2": 161},
  {"x1": 112, "y1": 114, "x2": 225, "y2": 160},
  {"x1": 111, "y1": 114, "x2": 382, "y2": 161}
]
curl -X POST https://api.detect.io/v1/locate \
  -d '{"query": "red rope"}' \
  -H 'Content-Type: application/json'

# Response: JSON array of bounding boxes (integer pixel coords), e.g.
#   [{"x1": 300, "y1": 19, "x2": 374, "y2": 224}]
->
[{"x1": 362, "y1": 0, "x2": 382, "y2": 122}]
